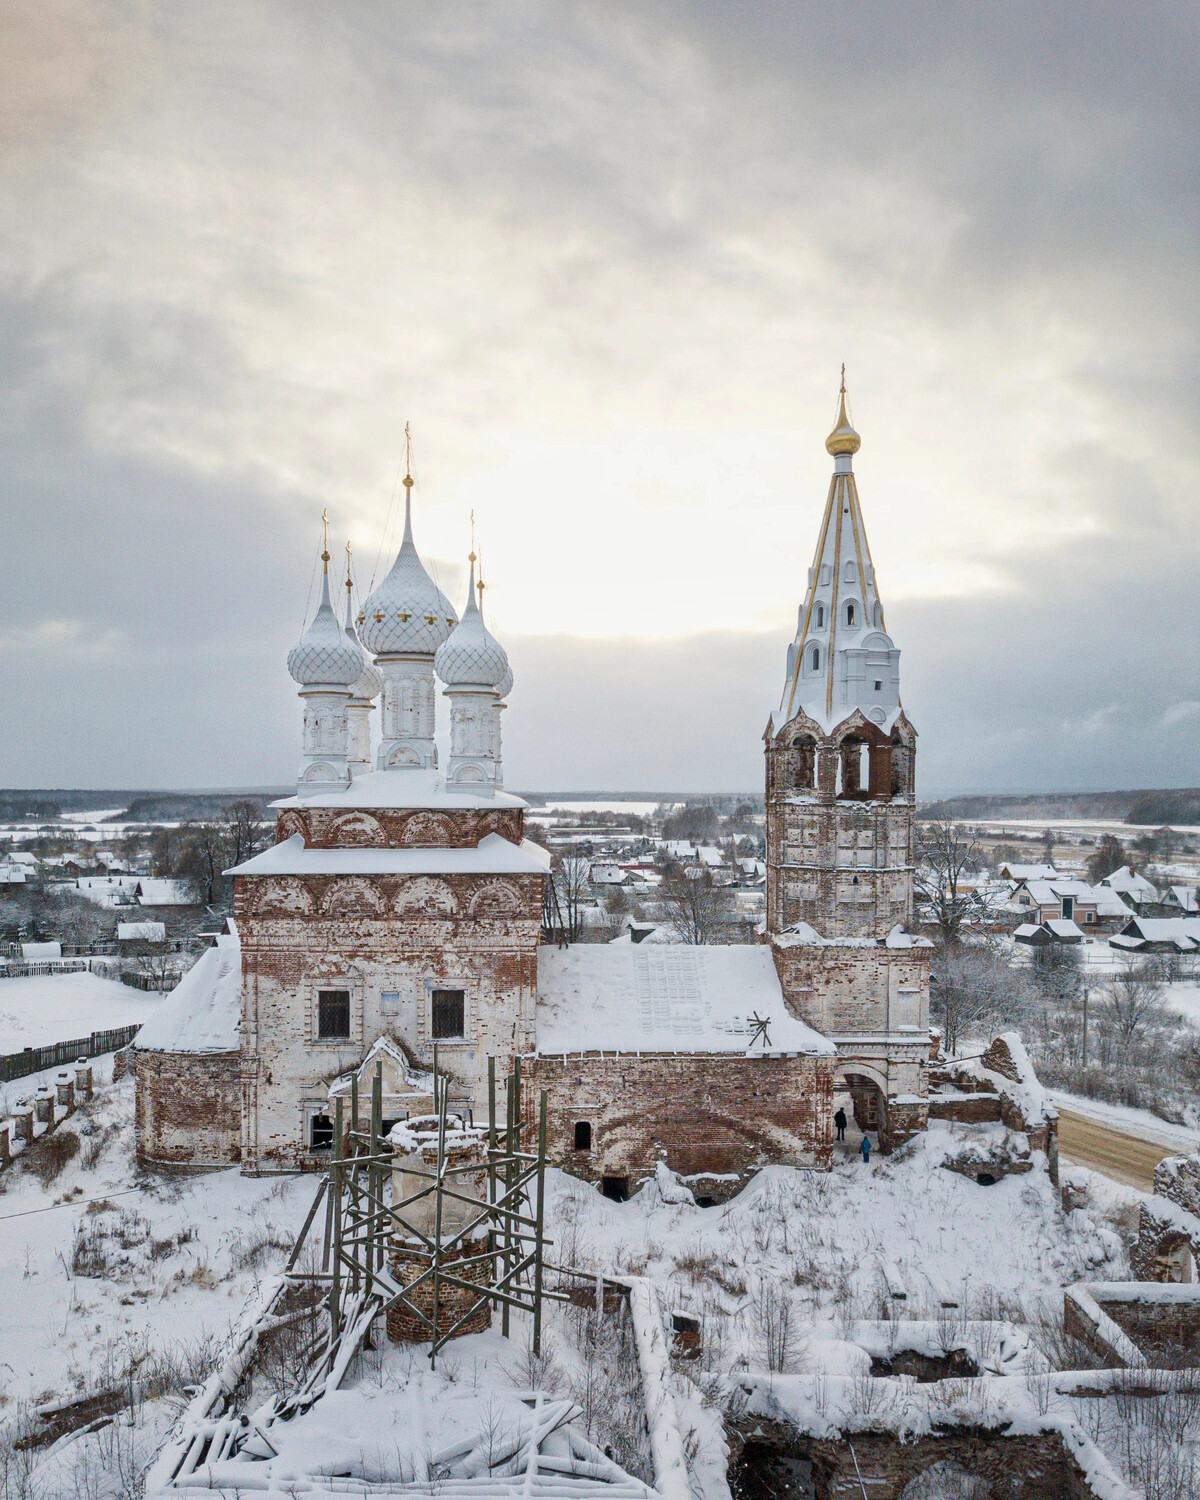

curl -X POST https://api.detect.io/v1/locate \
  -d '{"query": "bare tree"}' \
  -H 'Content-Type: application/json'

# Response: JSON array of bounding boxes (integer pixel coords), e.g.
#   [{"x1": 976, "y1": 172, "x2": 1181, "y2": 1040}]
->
[
  {"x1": 659, "y1": 871, "x2": 733, "y2": 945},
  {"x1": 915, "y1": 819, "x2": 982, "y2": 946},
  {"x1": 1100, "y1": 956, "x2": 1168, "y2": 1048},
  {"x1": 931, "y1": 940, "x2": 1031, "y2": 1056},
  {"x1": 552, "y1": 855, "x2": 592, "y2": 943},
  {"x1": 1086, "y1": 833, "x2": 1124, "y2": 886},
  {"x1": 222, "y1": 798, "x2": 269, "y2": 869}
]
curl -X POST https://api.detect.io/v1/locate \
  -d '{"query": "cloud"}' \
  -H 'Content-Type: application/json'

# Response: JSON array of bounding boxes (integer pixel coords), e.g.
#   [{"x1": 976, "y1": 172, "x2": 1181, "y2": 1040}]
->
[
  {"x1": 1163, "y1": 702, "x2": 1200, "y2": 729},
  {"x1": 0, "y1": 2, "x2": 1197, "y2": 789}
]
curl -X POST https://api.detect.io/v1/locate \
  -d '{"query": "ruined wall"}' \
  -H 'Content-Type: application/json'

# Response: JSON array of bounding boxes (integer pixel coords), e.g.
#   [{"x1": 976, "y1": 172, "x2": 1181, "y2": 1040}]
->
[
  {"x1": 524, "y1": 1050, "x2": 834, "y2": 1195},
  {"x1": 134, "y1": 1049, "x2": 242, "y2": 1168},
  {"x1": 731, "y1": 1421, "x2": 1101, "y2": 1500},
  {"x1": 235, "y1": 870, "x2": 542, "y2": 1174}
]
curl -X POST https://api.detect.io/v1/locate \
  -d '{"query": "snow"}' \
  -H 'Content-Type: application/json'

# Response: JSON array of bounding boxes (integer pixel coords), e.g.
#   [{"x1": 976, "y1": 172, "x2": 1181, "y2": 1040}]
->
[
  {"x1": 534, "y1": 945, "x2": 835, "y2": 1055},
  {"x1": 273, "y1": 766, "x2": 528, "y2": 811},
  {"x1": 0, "y1": 970, "x2": 162, "y2": 1052},
  {"x1": 20, "y1": 941, "x2": 61, "y2": 961},
  {"x1": 133, "y1": 934, "x2": 241, "y2": 1053},
  {"x1": 0, "y1": 1077, "x2": 314, "y2": 1452},
  {"x1": 229, "y1": 831, "x2": 551, "y2": 876},
  {"x1": 116, "y1": 920, "x2": 165, "y2": 942}
]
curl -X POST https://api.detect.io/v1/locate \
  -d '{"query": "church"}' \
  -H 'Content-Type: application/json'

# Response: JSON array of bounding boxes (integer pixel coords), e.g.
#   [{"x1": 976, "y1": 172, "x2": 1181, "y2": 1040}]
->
[{"x1": 133, "y1": 385, "x2": 931, "y2": 1193}]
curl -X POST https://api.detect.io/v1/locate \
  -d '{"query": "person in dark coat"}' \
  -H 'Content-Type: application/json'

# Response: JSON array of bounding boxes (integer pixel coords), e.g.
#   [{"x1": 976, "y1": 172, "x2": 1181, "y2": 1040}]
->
[
  {"x1": 833, "y1": 1107, "x2": 847, "y2": 1142},
  {"x1": 859, "y1": 1134, "x2": 871, "y2": 1163}
]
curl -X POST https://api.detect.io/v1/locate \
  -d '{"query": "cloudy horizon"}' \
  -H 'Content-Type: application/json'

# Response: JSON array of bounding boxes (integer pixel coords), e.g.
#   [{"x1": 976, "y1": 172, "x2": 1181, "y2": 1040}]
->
[{"x1": 2, "y1": 3, "x2": 1198, "y2": 797}]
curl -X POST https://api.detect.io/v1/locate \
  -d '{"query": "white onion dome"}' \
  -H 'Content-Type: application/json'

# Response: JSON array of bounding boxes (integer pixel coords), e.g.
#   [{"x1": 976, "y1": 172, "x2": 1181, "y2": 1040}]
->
[
  {"x1": 494, "y1": 662, "x2": 514, "y2": 700},
  {"x1": 343, "y1": 581, "x2": 383, "y2": 701},
  {"x1": 288, "y1": 566, "x2": 365, "y2": 687},
  {"x1": 435, "y1": 557, "x2": 510, "y2": 688},
  {"x1": 358, "y1": 484, "x2": 458, "y2": 656}
]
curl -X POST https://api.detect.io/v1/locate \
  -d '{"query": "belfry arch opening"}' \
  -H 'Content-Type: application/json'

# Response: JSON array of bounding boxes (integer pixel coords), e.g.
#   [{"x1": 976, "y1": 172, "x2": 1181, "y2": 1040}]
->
[{"x1": 791, "y1": 734, "x2": 816, "y2": 791}]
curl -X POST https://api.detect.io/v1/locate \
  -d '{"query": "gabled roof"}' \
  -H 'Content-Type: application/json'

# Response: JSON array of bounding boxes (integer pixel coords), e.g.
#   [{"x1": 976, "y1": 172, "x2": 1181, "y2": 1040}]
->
[
  {"x1": 1101, "y1": 865, "x2": 1160, "y2": 900},
  {"x1": 999, "y1": 863, "x2": 1059, "y2": 881}
]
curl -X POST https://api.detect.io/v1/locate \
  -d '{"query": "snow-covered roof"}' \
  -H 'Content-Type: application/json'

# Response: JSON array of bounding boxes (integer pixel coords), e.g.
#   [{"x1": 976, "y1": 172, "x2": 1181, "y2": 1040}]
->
[
  {"x1": 273, "y1": 766, "x2": 526, "y2": 812},
  {"x1": 117, "y1": 921, "x2": 166, "y2": 942},
  {"x1": 534, "y1": 944, "x2": 835, "y2": 1055},
  {"x1": 1101, "y1": 865, "x2": 1159, "y2": 899},
  {"x1": 998, "y1": 863, "x2": 1058, "y2": 881},
  {"x1": 228, "y1": 831, "x2": 550, "y2": 878},
  {"x1": 1167, "y1": 884, "x2": 1199, "y2": 914},
  {"x1": 1043, "y1": 918, "x2": 1084, "y2": 941},
  {"x1": 21, "y1": 941, "x2": 61, "y2": 960},
  {"x1": 772, "y1": 921, "x2": 932, "y2": 950},
  {"x1": 1090, "y1": 884, "x2": 1133, "y2": 918},
  {"x1": 1114, "y1": 916, "x2": 1200, "y2": 952},
  {"x1": 133, "y1": 932, "x2": 242, "y2": 1053},
  {"x1": 135, "y1": 877, "x2": 194, "y2": 906}
]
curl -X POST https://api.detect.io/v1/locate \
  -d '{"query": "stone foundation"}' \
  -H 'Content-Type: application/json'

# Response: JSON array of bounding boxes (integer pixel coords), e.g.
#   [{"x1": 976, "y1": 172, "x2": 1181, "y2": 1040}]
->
[{"x1": 730, "y1": 1419, "x2": 1103, "y2": 1499}]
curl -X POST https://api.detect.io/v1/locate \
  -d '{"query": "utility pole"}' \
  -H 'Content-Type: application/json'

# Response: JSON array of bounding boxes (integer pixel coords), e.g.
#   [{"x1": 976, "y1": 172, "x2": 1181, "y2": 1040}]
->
[{"x1": 1081, "y1": 985, "x2": 1089, "y2": 1073}]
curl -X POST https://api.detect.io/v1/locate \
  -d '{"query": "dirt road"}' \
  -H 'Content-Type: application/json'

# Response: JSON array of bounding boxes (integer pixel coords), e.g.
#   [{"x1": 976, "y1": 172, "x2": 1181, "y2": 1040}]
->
[{"x1": 1056, "y1": 1108, "x2": 1185, "y2": 1192}]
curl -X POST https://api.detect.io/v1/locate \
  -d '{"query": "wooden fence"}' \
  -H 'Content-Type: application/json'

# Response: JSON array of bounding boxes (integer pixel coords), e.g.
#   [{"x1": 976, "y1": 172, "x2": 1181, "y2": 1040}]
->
[{"x1": 0, "y1": 1024, "x2": 142, "y2": 1084}]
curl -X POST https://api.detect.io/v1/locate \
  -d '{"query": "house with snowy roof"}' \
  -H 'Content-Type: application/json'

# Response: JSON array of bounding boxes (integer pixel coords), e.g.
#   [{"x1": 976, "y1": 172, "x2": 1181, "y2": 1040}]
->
[
  {"x1": 132, "y1": 386, "x2": 929, "y2": 1189},
  {"x1": 1099, "y1": 864, "x2": 1160, "y2": 910}
]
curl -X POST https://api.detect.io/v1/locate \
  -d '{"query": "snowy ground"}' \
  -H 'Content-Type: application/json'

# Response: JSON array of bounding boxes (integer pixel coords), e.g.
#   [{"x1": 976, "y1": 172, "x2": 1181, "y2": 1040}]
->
[
  {"x1": 0, "y1": 1071, "x2": 1165, "y2": 1499},
  {"x1": 0, "y1": 971, "x2": 162, "y2": 1053},
  {"x1": 0, "y1": 1075, "x2": 313, "y2": 1494}
]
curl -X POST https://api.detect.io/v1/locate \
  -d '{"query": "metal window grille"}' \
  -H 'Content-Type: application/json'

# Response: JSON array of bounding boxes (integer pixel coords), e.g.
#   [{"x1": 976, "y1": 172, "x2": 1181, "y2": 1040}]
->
[
  {"x1": 317, "y1": 989, "x2": 351, "y2": 1039},
  {"x1": 431, "y1": 987, "x2": 464, "y2": 1039}
]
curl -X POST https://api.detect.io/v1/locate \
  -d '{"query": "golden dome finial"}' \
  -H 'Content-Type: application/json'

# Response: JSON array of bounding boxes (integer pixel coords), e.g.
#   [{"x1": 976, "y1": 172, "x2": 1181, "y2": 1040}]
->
[{"x1": 825, "y1": 365, "x2": 860, "y2": 457}]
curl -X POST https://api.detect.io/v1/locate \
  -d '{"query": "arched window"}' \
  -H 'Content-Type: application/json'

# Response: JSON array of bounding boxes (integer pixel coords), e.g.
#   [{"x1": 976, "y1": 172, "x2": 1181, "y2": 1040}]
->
[
  {"x1": 791, "y1": 734, "x2": 815, "y2": 790},
  {"x1": 810, "y1": 645, "x2": 821, "y2": 672},
  {"x1": 846, "y1": 602, "x2": 856, "y2": 627},
  {"x1": 573, "y1": 1121, "x2": 592, "y2": 1151},
  {"x1": 815, "y1": 604, "x2": 825, "y2": 628},
  {"x1": 844, "y1": 561, "x2": 857, "y2": 582},
  {"x1": 872, "y1": 601, "x2": 882, "y2": 627}
]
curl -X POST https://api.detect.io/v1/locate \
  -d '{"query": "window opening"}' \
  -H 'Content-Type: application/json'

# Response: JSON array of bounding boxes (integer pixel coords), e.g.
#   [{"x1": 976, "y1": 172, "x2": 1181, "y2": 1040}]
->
[
  {"x1": 600, "y1": 1175, "x2": 630, "y2": 1202},
  {"x1": 810, "y1": 645, "x2": 820, "y2": 671},
  {"x1": 1061, "y1": 896, "x2": 1074, "y2": 920},
  {"x1": 874, "y1": 680, "x2": 882, "y2": 691},
  {"x1": 816, "y1": 604, "x2": 824, "y2": 627},
  {"x1": 310, "y1": 1112, "x2": 334, "y2": 1150},
  {"x1": 846, "y1": 602, "x2": 856, "y2": 626},
  {"x1": 573, "y1": 1120, "x2": 592, "y2": 1151},
  {"x1": 317, "y1": 989, "x2": 350, "y2": 1040},
  {"x1": 431, "y1": 987, "x2": 465, "y2": 1039}
]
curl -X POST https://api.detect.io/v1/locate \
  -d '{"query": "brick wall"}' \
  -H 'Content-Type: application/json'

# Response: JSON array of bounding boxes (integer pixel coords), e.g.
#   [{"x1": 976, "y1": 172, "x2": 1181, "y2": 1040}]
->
[
  {"x1": 235, "y1": 870, "x2": 543, "y2": 1173},
  {"x1": 524, "y1": 1050, "x2": 834, "y2": 1195},
  {"x1": 134, "y1": 1049, "x2": 241, "y2": 1168},
  {"x1": 277, "y1": 806, "x2": 525, "y2": 849},
  {"x1": 1155, "y1": 1153, "x2": 1200, "y2": 1216}
]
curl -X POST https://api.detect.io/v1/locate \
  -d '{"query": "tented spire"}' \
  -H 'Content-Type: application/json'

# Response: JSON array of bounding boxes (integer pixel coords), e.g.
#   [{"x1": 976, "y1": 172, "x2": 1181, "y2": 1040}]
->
[{"x1": 777, "y1": 379, "x2": 901, "y2": 730}]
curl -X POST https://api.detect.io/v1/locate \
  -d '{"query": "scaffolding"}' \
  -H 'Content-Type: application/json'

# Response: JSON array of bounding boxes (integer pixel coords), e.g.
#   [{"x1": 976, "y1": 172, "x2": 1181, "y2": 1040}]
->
[{"x1": 284, "y1": 1053, "x2": 560, "y2": 1376}]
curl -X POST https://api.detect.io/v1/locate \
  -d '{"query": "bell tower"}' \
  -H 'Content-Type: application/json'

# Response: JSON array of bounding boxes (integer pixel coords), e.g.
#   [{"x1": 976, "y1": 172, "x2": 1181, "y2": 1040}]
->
[{"x1": 764, "y1": 377, "x2": 931, "y2": 1150}]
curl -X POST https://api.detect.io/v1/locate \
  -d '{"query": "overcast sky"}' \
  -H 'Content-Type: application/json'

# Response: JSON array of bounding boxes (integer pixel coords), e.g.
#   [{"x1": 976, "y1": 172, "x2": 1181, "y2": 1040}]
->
[{"x1": 1, "y1": 2, "x2": 1198, "y2": 795}]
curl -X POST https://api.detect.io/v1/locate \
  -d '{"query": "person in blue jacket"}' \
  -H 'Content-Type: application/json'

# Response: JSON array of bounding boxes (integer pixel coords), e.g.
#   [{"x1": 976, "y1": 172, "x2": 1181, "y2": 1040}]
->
[{"x1": 859, "y1": 1134, "x2": 872, "y2": 1163}]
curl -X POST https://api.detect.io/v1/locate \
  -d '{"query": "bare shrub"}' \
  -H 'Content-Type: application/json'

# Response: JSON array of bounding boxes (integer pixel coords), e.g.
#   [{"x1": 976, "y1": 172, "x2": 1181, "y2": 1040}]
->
[
  {"x1": 752, "y1": 1283, "x2": 803, "y2": 1373},
  {"x1": 26, "y1": 1128, "x2": 80, "y2": 1186}
]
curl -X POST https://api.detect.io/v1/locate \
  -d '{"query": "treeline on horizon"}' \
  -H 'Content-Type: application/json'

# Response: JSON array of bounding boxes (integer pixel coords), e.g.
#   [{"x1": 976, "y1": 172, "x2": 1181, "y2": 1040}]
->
[{"x1": 922, "y1": 787, "x2": 1200, "y2": 826}]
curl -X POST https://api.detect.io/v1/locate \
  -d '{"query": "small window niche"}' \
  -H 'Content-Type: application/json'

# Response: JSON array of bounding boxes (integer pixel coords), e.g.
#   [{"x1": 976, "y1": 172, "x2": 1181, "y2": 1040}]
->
[
  {"x1": 810, "y1": 645, "x2": 821, "y2": 672},
  {"x1": 431, "y1": 987, "x2": 466, "y2": 1040},
  {"x1": 380, "y1": 990, "x2": 401, "y2": 1015},
  {"x1": 815, "y1": 603, "x2": 825, "y2": 627},
  {"x1": 573, "y1": 1120, "x2": 593, "y2": 1151},
  {"x1": 846, "y1": 601, "x2": 857, "y2": 626},
  {"x1": 317, "y1": 989, "x2": 351, "y2": 1040}
]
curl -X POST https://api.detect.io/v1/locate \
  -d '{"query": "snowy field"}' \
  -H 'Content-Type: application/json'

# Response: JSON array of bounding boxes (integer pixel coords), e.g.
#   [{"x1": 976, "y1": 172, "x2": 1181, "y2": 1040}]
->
[{"x1": 0, "y1": 971, "x2": 162, "y2": 1053}]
